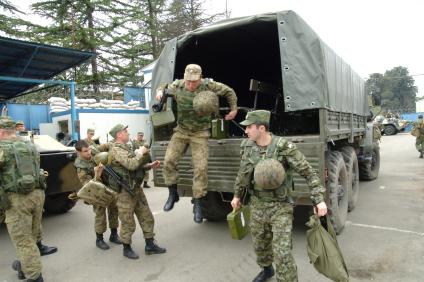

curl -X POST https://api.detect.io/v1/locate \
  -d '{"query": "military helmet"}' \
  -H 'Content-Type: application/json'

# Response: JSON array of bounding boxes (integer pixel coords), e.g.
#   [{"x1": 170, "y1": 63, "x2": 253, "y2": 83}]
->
[
  {"x1": 94, "y1": 152, "x2": 109, "y2": 165},
  {"x1": 254, "y1": 159, "x2": 285, "y2": 190},
  {"x1": 193, "y1": 91, "x2": 219, "y2": 116}
]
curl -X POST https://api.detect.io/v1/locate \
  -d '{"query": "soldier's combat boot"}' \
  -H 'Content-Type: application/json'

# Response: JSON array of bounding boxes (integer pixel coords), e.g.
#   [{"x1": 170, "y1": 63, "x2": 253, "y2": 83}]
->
[
  {"x1": 123, "y1": 244, "x2": 139, "y2": 259},
  {"x1": 163, "y1": 184, "x2": 179, "y2": 211},
  {"x1": 26, "y1": 274, "x2": 43, "y2": 282},
  {"x1": 12, "y1": 260, "x2": 25, "y2": 280},
  {"x1": 36, "y1": 241, "x2": 58, "y2": 256},
  {"x1": 96, "y1": 233, "x2": 110, "y2": 250},
  {"x1": 143, "y1": 181, "x2": 151, "y2": 188},
  {"x1": 192, "y1": 198, "x2": 203, "y2": 224},
  {"x1": 109, "y1": 228, "x2": 122, "y2": 245},
  {"x1": 252, "y1": 265, "x2": 275, "y2": 282},
  {"x1": 420, "y1": 150, "x2": 423, "y2": 158},
  {"x1": 145, "y1": 238, "x2": 167, "y2": 255}
]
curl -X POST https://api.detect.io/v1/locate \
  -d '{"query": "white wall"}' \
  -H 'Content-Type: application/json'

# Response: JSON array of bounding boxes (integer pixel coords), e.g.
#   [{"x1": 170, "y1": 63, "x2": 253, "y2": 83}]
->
[
  {"x1": 416, "y1": 100, "x2": 424, "y2": 112},
  {"x1": 79, "y1": 112, "x2": 151, "y2": 144}
]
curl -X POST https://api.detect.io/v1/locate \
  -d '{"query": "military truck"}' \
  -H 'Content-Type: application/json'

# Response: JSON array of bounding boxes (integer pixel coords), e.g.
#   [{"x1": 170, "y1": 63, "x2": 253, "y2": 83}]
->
[{"x1": 150, "y1": 10, "x2": 380, "y2": 234}]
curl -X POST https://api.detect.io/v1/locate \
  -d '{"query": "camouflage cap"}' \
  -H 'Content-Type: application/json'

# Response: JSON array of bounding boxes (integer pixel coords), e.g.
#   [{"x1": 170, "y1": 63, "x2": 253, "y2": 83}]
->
[
  {"x1": 0, "y1": 118, "x2": 16, "y2": 129},
  {"x1": 15, "y1": 120, "x2": 24, "y2": 126},
  {"x1": 240, "y1": 110, "x2": 271, "y2": 126},
  {"x1": 109, "y1": 124, "x2": 127, "y2": 138},
  {"x1": 137, "y1": 132, "x2": 144, "y2": 136},
  {"x1": 87, "y1": 128, "x2": 95, "y2": 134},
  {"x1": 184, "y1": 64, "x2": 202, "y2": 81}
]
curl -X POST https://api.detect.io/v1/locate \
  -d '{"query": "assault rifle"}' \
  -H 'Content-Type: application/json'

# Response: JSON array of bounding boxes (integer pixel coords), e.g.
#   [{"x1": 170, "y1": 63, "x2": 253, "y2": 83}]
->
[{"x1": 102, "y1": 165, "x2": 135, "y2": 197}]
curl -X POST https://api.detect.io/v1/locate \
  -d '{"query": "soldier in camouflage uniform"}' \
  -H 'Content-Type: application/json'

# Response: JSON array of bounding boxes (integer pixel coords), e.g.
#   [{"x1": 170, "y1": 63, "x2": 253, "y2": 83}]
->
[
  {"x1": 156, "y1": 64, "x2": 238, "y2": 223},
  {"x1": 132, "y1": 132, "x2": 151, "y2": 188},
  {"x1": 231, "y1": 110, "x2": 327, "y2": 282},
  {"x1": 15, "y1": 120, "x2": 25, "y2": 132},
  {"x1": 0, "y1": 118, "x2": 57, "y2": 282},
  {"x1": 412, "y1": 114, "x2": 424, "y2": 158},
  {"x1": 84, "y1": 128, "x2": 96, "y2": 146},
  {"x1": 74, "y1": 140, "x2": 122, "y2": 250},
  {"x1": 108, "y1": 124, "x2": 166, "y2": 259}
]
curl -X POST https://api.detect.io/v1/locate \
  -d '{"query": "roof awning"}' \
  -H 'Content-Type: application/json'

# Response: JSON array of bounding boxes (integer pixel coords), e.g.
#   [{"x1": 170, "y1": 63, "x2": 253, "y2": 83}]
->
[{"x1": 0, "y1": 36, "x2": 95, "y2": 100}]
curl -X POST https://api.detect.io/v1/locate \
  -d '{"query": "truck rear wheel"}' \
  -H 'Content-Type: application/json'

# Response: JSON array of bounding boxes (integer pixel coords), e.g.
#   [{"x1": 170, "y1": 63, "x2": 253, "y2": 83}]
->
[
  {"x1": 341, "y1": 146, "x2": 359, "y2": 212},
  {"x1": 384, "y1": 124, "x2": 397, "y2": 135},
  {"x1": 326, "y1": 151, "x2": 349, "y2": 234},
  {"x1": 359, "y1": 143, "x2": 380, "y2": 181},
  {"x1": 44, "y1": 192, "x2": 77, "y2": 214},
  {"x1": 201, "y1": 191, "x2": 232, "y2": 221}
]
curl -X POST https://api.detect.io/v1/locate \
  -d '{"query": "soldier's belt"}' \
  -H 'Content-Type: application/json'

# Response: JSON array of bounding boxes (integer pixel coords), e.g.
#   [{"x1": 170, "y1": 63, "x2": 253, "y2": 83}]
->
[{"x1": 251, "y1": 190, "x2": 286, "y2": 201}]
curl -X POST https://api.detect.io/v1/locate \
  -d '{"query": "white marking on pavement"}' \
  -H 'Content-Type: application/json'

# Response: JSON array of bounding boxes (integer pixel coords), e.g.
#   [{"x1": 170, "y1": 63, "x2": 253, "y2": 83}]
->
[
  {"x1": 152, "y1": 211, "x2": 163, "y2": 216},
  {"x1": 379, "y1": 186, "x2": 386, "y2": 189},
  {"x1": 346, "y1": 221, "x2": 424, "y2": 237}
]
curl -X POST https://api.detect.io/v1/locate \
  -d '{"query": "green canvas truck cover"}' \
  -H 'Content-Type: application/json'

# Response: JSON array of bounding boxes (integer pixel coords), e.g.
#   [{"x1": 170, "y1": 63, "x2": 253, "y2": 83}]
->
[{"x1": 151, "y1": 10, "x2": 367, "y2": 116}]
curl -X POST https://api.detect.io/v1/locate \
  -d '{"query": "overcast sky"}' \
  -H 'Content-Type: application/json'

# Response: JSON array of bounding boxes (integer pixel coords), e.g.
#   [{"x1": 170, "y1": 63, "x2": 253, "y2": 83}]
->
[
  {"x1": 12, "y1": 0, "x2": 424, "y2": 96},
  {"x1": 205, "y1": 0, "x2": 424, "y2": 96}
]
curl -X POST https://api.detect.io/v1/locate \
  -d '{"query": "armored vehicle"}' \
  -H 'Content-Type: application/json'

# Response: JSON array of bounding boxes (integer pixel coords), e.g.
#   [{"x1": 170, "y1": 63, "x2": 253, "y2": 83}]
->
[
  {"x1": 31, "y1": 134, "x2": 81, "y2": 214},
  {"x1": 150, "y1": 10, "x2": 380, "y2": 233}
]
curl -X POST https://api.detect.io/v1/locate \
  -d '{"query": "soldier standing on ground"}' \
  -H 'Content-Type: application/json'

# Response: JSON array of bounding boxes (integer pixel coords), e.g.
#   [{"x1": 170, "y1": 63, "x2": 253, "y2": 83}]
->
[
  {"x1": 131, "y1": 132, "x2": 151, "y2": 188},
  {"x1": 231, "y1": 110, "x2": 327, "y2": 282},
  {"x1": 0, "y1": 118, "x2": 57, "y2": 282},
  {"x1": 155, "y1": 63, "x2": 238, "y2": 223},
  {"x1": 74, "y1": 140, "x2": 122, "y2": 250},
  {"x1": 412, "y1": 114, "x2": 424, "y2": 158},
  {"x1": 108, "y1": 124, "x2": 166, "y2": 259}
]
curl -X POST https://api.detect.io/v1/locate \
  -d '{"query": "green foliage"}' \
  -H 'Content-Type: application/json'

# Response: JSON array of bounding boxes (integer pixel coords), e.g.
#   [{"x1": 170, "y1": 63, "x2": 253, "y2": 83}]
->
[{"x1": 365, "y1": 66, "x2": 418, "y2": 113}]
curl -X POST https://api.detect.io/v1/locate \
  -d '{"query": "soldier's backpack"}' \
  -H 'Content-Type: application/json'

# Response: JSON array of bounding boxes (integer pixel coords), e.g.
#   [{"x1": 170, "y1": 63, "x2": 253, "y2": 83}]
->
[{"x1": 0, "y1": 140, "x2": 41, "y2": 194}]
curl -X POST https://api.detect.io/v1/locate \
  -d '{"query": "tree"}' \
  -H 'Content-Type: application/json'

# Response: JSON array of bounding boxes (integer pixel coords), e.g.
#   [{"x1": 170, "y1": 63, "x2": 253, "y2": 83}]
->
[
  {"x1": 365, "y1": 66, "x2": 417, "y2": 113},
  {"x1": 163, "y1": 0, "x2": 225, "y2": 40},
  {"x1": 0, "y1": 0, "x2": 34, "y2": 38}
]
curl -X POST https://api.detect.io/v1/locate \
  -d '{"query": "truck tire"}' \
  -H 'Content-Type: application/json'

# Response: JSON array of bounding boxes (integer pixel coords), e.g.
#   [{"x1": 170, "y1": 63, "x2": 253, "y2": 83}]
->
[
  {"x1": 326, "y1": 151, "x2": 349, "y2": 234},
  {"x1": 44, "y1": 192, "x2": 77, "y2": 214},
  {"x1": 341, "y1": 146, "x2": 359, "y2": 212},
  {"x1": 201, "y1": 191, "x2": 232, "y2": 221},
  {"x1": 384, "y1": 124, "x2": 397, "y2": 135},
  {"x1": 359, "y1": 143, "x2": 380, "y2": 181}
]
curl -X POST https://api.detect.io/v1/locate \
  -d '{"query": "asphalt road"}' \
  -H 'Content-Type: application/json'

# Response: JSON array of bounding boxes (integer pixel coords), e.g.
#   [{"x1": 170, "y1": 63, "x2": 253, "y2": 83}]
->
[{"x1": 1, "y1": 133, "x2": 424, "y2": 282}]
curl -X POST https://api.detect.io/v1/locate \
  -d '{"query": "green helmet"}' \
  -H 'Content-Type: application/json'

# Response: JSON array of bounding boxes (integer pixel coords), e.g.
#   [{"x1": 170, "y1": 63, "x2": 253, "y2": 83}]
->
[
  {"x1": 254, "y1": 159, "x2": 285, "y2": 190},
  {"x1": 94, "y1": 152, "x2": 109, "y2": 165},
  {"x1": 193, "y1": 91, "x2": 219, "y2": 116}
]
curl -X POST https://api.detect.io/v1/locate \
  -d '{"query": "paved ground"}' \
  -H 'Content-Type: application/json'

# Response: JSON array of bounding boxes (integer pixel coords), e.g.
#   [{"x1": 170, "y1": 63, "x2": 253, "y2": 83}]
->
[{"x1": 1, "y1": 133, "x2": 424, "y2": 282}]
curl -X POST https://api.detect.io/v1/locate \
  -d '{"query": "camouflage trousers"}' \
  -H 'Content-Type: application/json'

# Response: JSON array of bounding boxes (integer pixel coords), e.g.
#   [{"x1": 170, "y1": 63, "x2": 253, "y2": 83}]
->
[
  {"x1": 5, "y1": 189, "x2": 44, "y2": 280},
  {"x1": 93, "y1": 197, "x2": 119, "y2": 234},
  {"x1": 163, "y1": 127, "x2": 209, "y2": 198},
  {"x1": 250, "y1": 197, "x2": 298, "y2": 282},
  {"x1": 116, "y1": 186, "x2": 155, "y2": 244},
  {"x1": 415, "y1": 136, "x2": 424, "y2": 152}
]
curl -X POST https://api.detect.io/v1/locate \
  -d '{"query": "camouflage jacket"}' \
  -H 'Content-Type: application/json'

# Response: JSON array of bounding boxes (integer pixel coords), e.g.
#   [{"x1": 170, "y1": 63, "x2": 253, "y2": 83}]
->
[
  {"x1": 108, "y1": 143, "x2": 150, "y2": 191},
  {"x1": 74, "y1": 156, "x2": 95, "y2": 186},
  {"x1": 132, "y1": 139, "x2": 149, "y2": 150},
  {"x1": 413, "y1": 121, "x2": 424, "y2": 134},
  {"x1": 234, "y1": 134, "x2": 325, "y2": 205},
  {"x1": 159, "y1": 79, "x2": 237, "y2": 131}
]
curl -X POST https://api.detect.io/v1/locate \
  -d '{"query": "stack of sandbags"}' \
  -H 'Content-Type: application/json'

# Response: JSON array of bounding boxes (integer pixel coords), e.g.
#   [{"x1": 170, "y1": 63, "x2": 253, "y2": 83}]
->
[{"x1": 48, "y1": 97, "x2": 70, "y2": 113}]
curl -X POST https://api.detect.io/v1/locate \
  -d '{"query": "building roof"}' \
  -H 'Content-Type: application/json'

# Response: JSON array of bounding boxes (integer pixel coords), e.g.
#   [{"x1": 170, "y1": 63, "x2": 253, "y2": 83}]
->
[{"x1": 0, "y1": 36, "x2": 95, "y2": 100}]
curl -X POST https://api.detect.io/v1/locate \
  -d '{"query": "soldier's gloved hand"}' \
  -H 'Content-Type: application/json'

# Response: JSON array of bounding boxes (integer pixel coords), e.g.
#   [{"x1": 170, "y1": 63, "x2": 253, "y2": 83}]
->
[
  {"x1": 136, "y1": 146, "x2": 149, "y2": 156},
  {"x1": 225, "y1": 109, "x2": 238, "y2": 121},
  {"x1": 314, "y1": 201, "x2": 328, "y2": 217},
  {"x1": 149, "y1": 160, "x2": 160, "y2": 169},
  {"x1": 231, "y1": 197, "x2": 241, "y2": 210},
  {"x1": 155, "y1": 89, "x2": 163, "y2": 101},
  {"x1": 68, "y1": 192, "x2": 78, "y2": 201}
]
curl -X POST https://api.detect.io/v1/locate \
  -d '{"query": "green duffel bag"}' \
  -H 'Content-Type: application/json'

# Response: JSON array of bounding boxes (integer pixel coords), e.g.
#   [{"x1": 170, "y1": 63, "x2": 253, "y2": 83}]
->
[
  {"x1": 151, "y1": 110, "x2": 175, "y2": 128},
  {"x1": 306, "y1": 215, "x2": 349, "y2": 282},
  {"x1": 77, "y1": 180, "x2": 117, "y2": 208}
]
